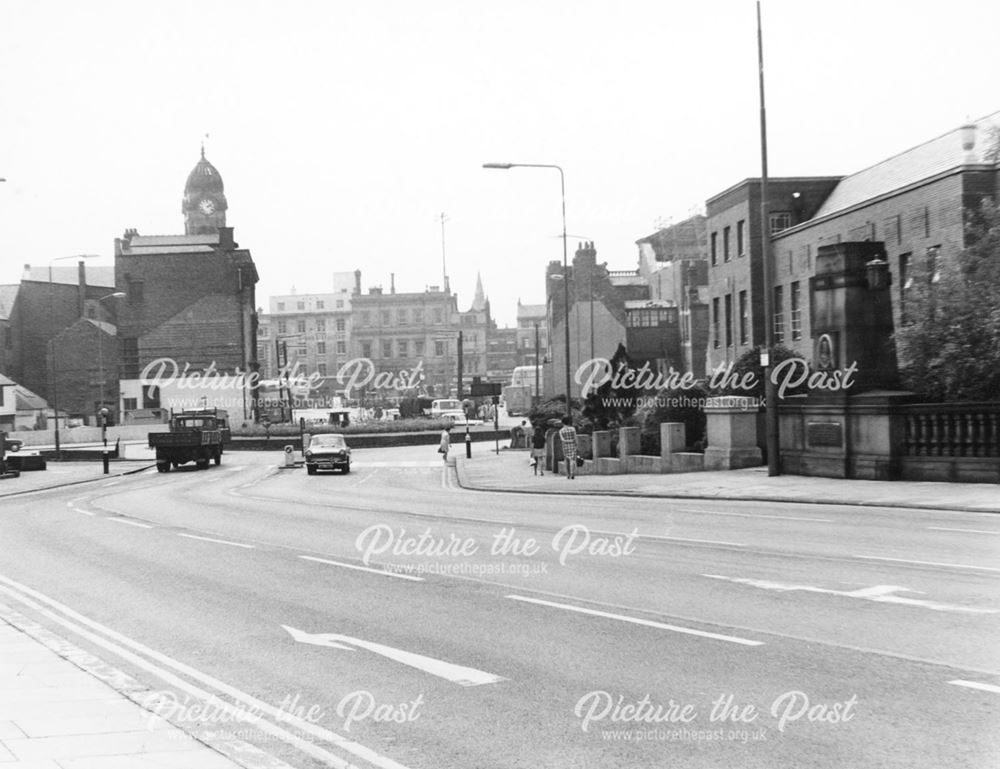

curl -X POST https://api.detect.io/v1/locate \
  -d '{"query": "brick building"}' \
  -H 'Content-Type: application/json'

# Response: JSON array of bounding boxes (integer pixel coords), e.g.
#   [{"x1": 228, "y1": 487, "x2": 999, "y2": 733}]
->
[
  {"x1": 114, "y1": 150, "x2": 259, "y2": 422},
  {"x1": 515, "y1": 301, "x2": 547, "y2": 370},
  {"x1": 704, "y1": 176, "x2": 842, "y2": 371}
]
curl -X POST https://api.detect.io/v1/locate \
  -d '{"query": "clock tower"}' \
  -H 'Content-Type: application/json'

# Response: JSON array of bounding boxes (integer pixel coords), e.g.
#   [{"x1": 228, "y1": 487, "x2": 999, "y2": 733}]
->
[{"x1": 182, "y1": 147, "x2": 228, "y2": 235}]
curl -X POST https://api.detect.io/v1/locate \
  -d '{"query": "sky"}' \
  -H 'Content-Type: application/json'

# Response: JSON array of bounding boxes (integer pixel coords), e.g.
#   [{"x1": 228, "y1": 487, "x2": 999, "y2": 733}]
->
[{"x1": 1, "y1": 0, "x2": 998, "y2": 327}]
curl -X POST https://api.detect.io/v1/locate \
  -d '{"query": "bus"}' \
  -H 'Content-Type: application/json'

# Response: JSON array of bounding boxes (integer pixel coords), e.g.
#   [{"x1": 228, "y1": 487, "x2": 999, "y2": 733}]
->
[{"x1": 510, "y1": 366, "x2": 542, "y2": 397}]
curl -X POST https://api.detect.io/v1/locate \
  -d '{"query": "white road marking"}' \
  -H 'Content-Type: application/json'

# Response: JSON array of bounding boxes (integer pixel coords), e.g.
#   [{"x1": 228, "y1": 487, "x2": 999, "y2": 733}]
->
[
  {"x1": 0, "y1": 574, "x2": 417, "y2": 769},
  {"x1": 177, "y1": 533, "x2": 256, "y2": 549},
  {"x1": 853, "y1": 555, "x2": 1000, "y2": 573},
  {"x1": 948, "y1": 680, "x2": 1000, "y2": 694},
  {"x1": 282, "y1": 625, "x2": 505, "y2": 686},
  {"x1": 106, "y1": 518, "x2": 153, "y2": 529},
  {"x1": 656, "y1": 536, "x2": 745, "y2": 547},
  {"x1": 353, "y1": 461, "x2": 443, "y2": 468},
  {"x1": 506, "y1": 594, "x2": 764, "y2": 646},
  {"x1": 703, "y1": 575, "x2": 997, "y2": 614},
  {"x1": 928, "y1": 527, "x2": 1000, "y2": 535},
  {"x1": 674, "y1": 507, "x2": 833, "y2": 522},
  {"x1": 299, "y1": 555, "x2": 424, "y2": 581}
]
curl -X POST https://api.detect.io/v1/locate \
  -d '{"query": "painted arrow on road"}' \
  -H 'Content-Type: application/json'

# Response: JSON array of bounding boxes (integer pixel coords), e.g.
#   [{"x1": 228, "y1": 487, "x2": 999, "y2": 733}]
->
[
  {"x1": 282, "y1": 625, "x2": 506, "y2": 687},
  {"x1": 703, "y1": 575, "x2": 998, "y2": 614}
]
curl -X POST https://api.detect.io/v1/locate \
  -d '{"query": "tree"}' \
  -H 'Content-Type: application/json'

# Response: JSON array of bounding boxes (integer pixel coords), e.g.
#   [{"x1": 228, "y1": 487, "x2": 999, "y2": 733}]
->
[
  {"x1": 893, "y1": 199, "x2": 1000, "y2": 401},
  {"x1": 581, "y1": 343, "x2": 643, "y2": 430}
]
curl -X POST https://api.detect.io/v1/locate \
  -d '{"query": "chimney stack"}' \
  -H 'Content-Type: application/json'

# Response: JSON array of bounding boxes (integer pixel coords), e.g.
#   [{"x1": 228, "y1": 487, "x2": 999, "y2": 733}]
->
[
  {"x1": 78, "y1": 260, "x2": 87, "y2": 318},
  {"x1": 354, "y1": 269, "x2": 362, "y2": 295},
  {"x1": 390, "y1": 273, "x2": 396, "y2": 294}
]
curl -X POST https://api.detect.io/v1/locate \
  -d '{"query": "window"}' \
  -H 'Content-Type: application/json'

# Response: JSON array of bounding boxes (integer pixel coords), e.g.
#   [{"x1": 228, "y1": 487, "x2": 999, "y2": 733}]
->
[
  {"x1": 122, "y1": 337, "x2": 139, "y2": 378},
  {"x1": 738, "y1": 290, "x2": 748, "y2": 345},
  {"x1": 381, "y1": 310, "x2": 391, "y2": 326},
  {"x1": 382, "y1": 340, "x2": 392, "y2": 358},
  {"x1": 317, "y1": 342, "x2": 326, "y2": 355},
  {"x1": 723, "y1": 227, "x2": 731, "y2": 262},
  {"x1": 317, "y1": 363, "x2": 327, "y2": 376},
  {"x1": 769, "y1": 212, "x2": 792, "y2": 235},
  {"x1": 123, "y1": 397, "x2": 138, "y2": 412},
  {"x1": 297, "y1": 320, "x2": 306, "y2": 333},
  {"x1": 361, "y1": 341, "x2": 372, "y2": 358},
  {"x1": 899, "y1": 252, "x2": 912, "y2": 322},
  {"x1": 316, "y1": 319, "x2": 326, "y2": 332},
  {"x1": 415, "y1": 340, "x2": 425, "y2": 357},
  {"x1": 435, "y1": 341, "x2": 446, "y2": 357},
  {"x1": 773, "y1": 286, "x2": 785, "y2": 345},
  {"x1": 398, "y1": 340, "x2": 408, "y2": 358},
  {"x1": 926, "y1": 245, "x2": 941, "y2": 283},
  {"x1": 712, "y1": 298, "x2": 720, "y2": 348},
  {"x1": 737, "y1": 220, "x2": 746, "y2": 256},
  {"x1": 710, "y1": 232, "x2": 718, "y2": 266},
  {"x1": 336, "y1": 318, "x2": 346, "y2": 333},
  {"x1": 790, "y1": 281, "x2": 801, "y2": 341},
  {"x1": 316, "y1": 301, "x2": 325, "y2": 310},
  {"x1": 297, "y1": 301, "x2": 305, "y2": 311},
  {"x1": 277, "y1": 302, "x2": 285, "y2": 311},
  {"x1": 257, "y1": 325, "x2": 269, "y2": 338},
  {"x1": 724, "y1": 294, "x2": 733, "y2": 348},
  {"x1": 336, "y1": 300, "x2": 344, "y2": 309},
  {"x1": 336, "y1": 341, "x2": 346, "y2": 355},
  {"x1": 360, "y1": 311, "x2": 370, "y2": 326},
  {"x1": 433, "y1": 308, "x2": 444, "y2": 324},
  {"x1": 414, "y1": 309, "x2": 424, "y2": 324},
  {"x1": 397, "y1": 309, "x2": 408, "y2": 324},
  {"x1": 278, "y1": 320, "x2": 287, "y2": 334}
]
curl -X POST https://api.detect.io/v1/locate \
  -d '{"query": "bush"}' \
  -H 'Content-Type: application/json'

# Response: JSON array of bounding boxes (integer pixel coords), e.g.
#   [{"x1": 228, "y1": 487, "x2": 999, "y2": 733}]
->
[
  {"x1": 710, "y1": 345, "x2": 806, "y2": 399},
  {"x1": 635, "y1": 385, "x2": 710, "y2": 455}
]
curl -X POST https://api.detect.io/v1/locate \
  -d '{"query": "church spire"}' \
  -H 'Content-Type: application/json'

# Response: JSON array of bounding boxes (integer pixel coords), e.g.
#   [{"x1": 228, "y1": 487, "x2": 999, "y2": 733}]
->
[{"x1": 471, "y1": 272, "x2": 487, "y2": 311}]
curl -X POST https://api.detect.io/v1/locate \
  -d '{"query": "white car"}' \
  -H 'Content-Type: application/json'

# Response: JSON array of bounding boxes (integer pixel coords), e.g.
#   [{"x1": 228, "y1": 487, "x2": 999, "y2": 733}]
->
[{"x1": 430, "y1": 399, "x2": 467, "y2": 422}]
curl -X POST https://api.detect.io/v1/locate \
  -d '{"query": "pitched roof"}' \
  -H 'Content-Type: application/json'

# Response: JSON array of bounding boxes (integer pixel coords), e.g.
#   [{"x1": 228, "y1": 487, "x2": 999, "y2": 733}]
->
[
  {"x1": 813, "y1": 111, "x2": 1000, "y2": 219},
  {"x1": 0, "y1": 285, "x2": 19, "y2": 320}
]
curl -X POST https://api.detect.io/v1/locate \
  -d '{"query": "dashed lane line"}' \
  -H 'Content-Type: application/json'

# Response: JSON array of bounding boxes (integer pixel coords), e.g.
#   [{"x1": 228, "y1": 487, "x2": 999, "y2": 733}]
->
[
  {"x1": 177, "y1": 533, "x2": 256, "y2": 549},
  {"x1": 106, "y1": 518, "x2": 154, "y2": 529},
  {"x1": 927, "y1": 527, "x2": 1000, "y2": 535},
  {"x1": 948, "y1": 680, "x2": 1000, "y2": 695},
  {"x1": 853, "y1": 555, "x2": 1000, "y2": 573},
  {"x1": 507, "y1": 594, "x2": 764, "y2": 647},
  {"x1": 299, "y1": 555, "x2": 424, "y2": 582}
]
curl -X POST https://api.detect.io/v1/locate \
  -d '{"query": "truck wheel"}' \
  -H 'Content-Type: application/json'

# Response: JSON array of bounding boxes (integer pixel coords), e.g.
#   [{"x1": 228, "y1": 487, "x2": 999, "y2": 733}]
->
[
  {"x1": 306, "y1": 465, "x2": 317, "y2": 475},
  {"x1": 196, "y1": 458, "x2": 209, "y2": 469},
  {"x1": 156, "y1": 462, "x2": 169, "y2": 473},
  {"x1": 342, "y1": 463, "x2": 351, "y2": 474},
  {"x1": 214, "y1": 450, "x2": 221, "y2": 466}
]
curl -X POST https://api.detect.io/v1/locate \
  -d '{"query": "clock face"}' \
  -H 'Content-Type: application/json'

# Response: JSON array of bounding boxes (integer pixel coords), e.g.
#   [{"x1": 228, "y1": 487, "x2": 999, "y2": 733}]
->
[{"x1": 198, "y1": 199, "x2": 216, "y2": 215}]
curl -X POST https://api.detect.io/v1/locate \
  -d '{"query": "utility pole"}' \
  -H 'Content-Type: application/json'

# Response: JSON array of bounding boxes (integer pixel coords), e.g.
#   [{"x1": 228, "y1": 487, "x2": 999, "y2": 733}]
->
[{"x1": 456, "y1": 330, "x2": 464, "y2": 399}]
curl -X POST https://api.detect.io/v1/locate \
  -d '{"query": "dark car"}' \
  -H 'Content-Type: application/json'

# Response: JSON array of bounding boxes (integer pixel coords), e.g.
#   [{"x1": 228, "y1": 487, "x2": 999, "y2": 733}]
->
[
  {"x1": 2, "y1": 437, "x2": 22, "y2": 453},
  {"x1": 304, "y1": 433, "x2": 351, "y2": 475}
]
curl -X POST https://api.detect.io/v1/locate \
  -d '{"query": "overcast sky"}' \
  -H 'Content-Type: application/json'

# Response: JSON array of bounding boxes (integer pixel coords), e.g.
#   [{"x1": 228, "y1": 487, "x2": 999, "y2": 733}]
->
[{"x1": 1, "y1": 0, "x2": 997, "y2": 327}]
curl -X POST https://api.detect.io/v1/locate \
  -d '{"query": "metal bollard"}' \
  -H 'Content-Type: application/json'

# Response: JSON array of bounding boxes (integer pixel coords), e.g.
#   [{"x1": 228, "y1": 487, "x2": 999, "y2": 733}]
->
[
  {"x1": 465, "y1": 427, "x2": 472, "y2": 458},
  {"x1": 102, "y1": 450, "x2": 110, "y2": 475},
  {"x1": 284, "y1": 445, "x2": 295, "y2": 467}
]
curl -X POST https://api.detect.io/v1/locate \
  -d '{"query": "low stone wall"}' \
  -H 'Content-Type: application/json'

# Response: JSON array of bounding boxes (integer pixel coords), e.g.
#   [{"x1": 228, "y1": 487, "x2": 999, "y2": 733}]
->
[{"x1": 9, "y1": 424, "x2": 169, "y2": 447}]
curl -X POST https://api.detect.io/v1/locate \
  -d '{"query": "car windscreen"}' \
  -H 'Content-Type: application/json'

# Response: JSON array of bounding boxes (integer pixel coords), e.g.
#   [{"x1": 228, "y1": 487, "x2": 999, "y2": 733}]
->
[{"x1": 310, "y1": 435, "x2": 346, "y2": 448}]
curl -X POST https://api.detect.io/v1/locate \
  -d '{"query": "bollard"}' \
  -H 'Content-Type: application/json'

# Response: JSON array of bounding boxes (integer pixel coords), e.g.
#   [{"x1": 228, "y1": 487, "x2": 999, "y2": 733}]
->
[
  {"x1": 465, "y1": 426, "x2": 472, "y2": 458},
  {"x1": 284, "y1": 445, "x2": 295, "y2": 468},
  {"x1": 102, "y1": 450, "x2": 110, "y2": 475}
]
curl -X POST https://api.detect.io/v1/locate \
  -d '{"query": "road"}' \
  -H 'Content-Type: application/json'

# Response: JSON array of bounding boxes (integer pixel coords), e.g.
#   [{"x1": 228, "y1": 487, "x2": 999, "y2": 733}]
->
[{"x1": 1, "y1": 445, "x2": 998, "y2": 768}]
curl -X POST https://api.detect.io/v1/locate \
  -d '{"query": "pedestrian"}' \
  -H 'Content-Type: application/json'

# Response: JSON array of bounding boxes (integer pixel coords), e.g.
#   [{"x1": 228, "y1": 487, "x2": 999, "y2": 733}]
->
[
  {"x1": 530, "y1": 421, "x2": 546, "y2": 476},
  {"x1": 558, "y1": 416, "x2": 578, "y2": 479},
  {"x1": 439, "y1": 425, "x2": 451, "y2": 462}
]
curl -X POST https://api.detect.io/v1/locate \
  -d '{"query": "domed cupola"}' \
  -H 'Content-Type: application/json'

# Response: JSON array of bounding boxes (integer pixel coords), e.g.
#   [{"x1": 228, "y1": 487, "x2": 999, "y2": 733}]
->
[{"x1": 182, "y1": 147, "x2": 228, "y2": 235}]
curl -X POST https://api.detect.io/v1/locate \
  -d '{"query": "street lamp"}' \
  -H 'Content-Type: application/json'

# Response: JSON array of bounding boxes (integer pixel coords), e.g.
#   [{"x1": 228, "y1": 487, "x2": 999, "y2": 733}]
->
[
  {"x1": 483, "y1": 162, "x2": 572, "y2": 418},
  {"x1": 96, "y1": 292, "x2": 126, "y2": 442},
  {"x1": 48, "y1": 254, "x2": 99, "y2": 453}
]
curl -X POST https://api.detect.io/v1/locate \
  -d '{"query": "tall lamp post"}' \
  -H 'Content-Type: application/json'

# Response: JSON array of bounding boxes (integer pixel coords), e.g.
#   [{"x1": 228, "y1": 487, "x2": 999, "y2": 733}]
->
[
  {"x1": 483, "y1": 162, "x2": 572, "y2": 419},
  {"x1": 48, "y1": 254, "x2": 99, "y2": 453},
  {"x1": 96, "y1": 292, "x2": 126, "y2": 442}
]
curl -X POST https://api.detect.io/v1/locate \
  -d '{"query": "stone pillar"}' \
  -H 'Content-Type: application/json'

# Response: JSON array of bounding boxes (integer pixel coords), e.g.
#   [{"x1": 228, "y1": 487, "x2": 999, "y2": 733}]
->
[
  {"x1": 618, "y1": 426, "x2": 641, "y2": 458},
  {"x1": 704, "y1": 397, "x2": 763, "y2": 470},
  {"x1": 660, "y1": 423, "x2": 685, "y2": 459},
  {"x1": 592, "y1": 430, "x2": 612, "y2": 459}
]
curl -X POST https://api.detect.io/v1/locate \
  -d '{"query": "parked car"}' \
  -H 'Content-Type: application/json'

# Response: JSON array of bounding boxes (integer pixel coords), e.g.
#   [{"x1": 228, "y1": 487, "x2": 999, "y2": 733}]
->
[
  {"x1": 430, "y1": 399, "x2": 468, "y2": 423},
  {"x1": 2, "y1": 437, "x2": 22, "y2": 453},
  {"x1": 304, "y1": 433, "x2": 351, "y2": 475}
]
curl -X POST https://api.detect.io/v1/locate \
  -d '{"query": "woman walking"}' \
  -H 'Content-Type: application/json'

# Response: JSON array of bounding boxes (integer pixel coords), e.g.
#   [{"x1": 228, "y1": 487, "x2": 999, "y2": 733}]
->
[
  {"x1": 558, "y1": 416, "x2": 578, "y2": 479},
  {"x1": 439, "y1": 425, "x2": 451, "y2": 462},
  {"x1": 530, "y1": 421, "x2": 546, "y2": 476}
]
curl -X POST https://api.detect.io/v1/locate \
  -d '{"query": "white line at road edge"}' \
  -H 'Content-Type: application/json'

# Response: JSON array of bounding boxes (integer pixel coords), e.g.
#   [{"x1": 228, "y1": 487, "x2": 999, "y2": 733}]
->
[
  {"x1": 299, "y1": 555, "x2": 425, "y2": 582},
  {"x1": 948, "y1": 680, "x2": 1000, "y2": 694},
  {"x1": 0, "y1": 573, "x2": 416, "y2": 769},
  {"x1": 506, "y1": 594, "x2": 763, "y2": 647},
  {"x1": 177, "y1": 533, "x2": 256, "y2": 549},
  {"x1": 853, "y1": 555, "x2": 1000, "y2": 573},
  {"x1": 927, "y1": 527, "x2": 1000, "y2": 535}
]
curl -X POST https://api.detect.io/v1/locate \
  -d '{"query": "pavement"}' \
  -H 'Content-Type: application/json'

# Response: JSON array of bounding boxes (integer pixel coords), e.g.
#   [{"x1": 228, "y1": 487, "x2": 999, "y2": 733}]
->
[
  {"x1": 456, "y1": 446, "x2": 1000, "y2": 513},
  {"x1": 0, "y1": 460, "x2": 154, "y2": 499},
  {"x1": 0, "y1": 605, "x2": 254, "y2": 769}
]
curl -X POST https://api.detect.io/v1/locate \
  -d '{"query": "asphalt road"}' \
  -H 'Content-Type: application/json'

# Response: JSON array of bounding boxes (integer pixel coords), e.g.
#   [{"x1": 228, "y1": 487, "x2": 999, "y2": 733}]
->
[{"x1": 1, "y1": 446, "x2": 998, "y2": 768}]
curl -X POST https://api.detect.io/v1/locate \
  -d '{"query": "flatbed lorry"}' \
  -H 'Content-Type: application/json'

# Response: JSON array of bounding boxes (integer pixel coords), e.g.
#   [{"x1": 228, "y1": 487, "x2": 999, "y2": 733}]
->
[{"x1": 149, "y1": 410, "x2": 224, "y2": 472}]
